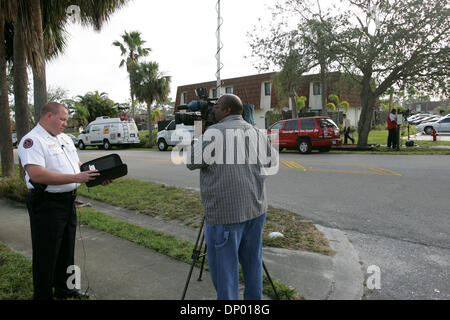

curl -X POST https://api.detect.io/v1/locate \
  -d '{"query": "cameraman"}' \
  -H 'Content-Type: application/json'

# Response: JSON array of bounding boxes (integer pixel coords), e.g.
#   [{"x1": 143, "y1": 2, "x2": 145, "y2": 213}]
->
[{"x1": 187, "y1": 94, "x2": 275, "y2": 300}]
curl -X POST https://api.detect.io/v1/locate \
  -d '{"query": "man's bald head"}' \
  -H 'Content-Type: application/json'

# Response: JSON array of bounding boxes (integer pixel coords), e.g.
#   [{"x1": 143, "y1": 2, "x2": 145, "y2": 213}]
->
[
  {"x1": 40, "y1": 102, "x2": 67, "y2": 119},
  {"x1": 217, "y1": 94, "x2": 243, "y2": 115}
]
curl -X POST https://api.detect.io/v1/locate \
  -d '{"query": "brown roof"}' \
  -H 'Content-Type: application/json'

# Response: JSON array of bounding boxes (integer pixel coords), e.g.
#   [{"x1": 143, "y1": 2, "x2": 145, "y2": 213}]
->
[{"x1": 175, "y1": 72, "x2": 278, "y2": 110}]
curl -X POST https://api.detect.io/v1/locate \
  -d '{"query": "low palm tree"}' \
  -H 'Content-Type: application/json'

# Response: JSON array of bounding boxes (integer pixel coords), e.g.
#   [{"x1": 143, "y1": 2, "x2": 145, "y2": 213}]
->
[
  {"x1": 113, "y1": 31, "x2": 151, "y2": 120},
  {"x1": 129, "y1": 61, "x2": 170, "y2": 148},
  {"x1": 328, "y1": 94, "x2": 349, "y2": 123}
]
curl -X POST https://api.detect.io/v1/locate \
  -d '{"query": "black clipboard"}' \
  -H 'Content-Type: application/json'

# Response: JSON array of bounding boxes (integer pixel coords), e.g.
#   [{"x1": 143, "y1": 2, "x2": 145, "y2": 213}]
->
[{"x1": 80, "y1": 154, "x2": 128, "y2": 187}]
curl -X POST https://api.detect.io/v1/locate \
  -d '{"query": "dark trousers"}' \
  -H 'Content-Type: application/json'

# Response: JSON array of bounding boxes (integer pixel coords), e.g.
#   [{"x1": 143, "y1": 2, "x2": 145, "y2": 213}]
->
[
  {"x1": 26, "y1": 191, "x2": 77, "y2": 300},
  {"x1": 344, "y1": 128, "x2": 354, "y2": 144},
  {"x1": 388, "y1": 128, "x2": 397, "y2": 148}
]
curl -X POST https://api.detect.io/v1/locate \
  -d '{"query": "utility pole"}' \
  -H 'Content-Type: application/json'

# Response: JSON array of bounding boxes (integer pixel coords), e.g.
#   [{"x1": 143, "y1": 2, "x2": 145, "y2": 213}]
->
[{"x1": 216, "y1": 0, "x2": 222, "y2": 98}]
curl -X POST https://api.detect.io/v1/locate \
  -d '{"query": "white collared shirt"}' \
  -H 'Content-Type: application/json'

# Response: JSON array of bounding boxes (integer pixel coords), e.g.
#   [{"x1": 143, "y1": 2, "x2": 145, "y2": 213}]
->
[{"x1": 18, "y1": 123, "x2": 81, "y2": 193}]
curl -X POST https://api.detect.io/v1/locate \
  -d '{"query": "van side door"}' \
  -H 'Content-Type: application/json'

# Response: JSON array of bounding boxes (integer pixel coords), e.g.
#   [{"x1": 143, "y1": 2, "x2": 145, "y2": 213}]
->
[{"x1": 90, "y1": 125, "x2": 102, "y2": 144}]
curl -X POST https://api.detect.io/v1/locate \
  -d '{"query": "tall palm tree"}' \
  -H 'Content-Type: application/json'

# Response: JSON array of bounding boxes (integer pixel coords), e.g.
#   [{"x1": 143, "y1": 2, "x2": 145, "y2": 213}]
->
[
  {"x1": 0, "y1": 0, "x2": 130, "y2": 176},
  {"x1": 113, "y1": 31, "x2": 151, "y2": 120},
  {"x1": 0, "y1": 6, "x2": 14, "y2": 177},
  {"x1": 13, "y1": 2, "x2": 30, "y2": 146},
  {"x1": 11, "y1": 0, "x2": 130, "y2": 121},
  {"x1": 129, "y1": 62, "x2": 171, "y2": 148}
]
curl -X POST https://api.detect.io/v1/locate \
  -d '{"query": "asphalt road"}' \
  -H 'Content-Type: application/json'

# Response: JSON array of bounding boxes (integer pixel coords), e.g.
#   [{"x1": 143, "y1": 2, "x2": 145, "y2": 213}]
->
[{"x1": 13, "y1": 148, "x2": 450, "y2": 299}]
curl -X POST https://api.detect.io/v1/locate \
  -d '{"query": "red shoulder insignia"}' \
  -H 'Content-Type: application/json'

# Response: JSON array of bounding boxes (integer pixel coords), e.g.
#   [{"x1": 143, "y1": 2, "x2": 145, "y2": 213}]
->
[{"x1": 23, "y1": 138, "x2": 34, "y2": 149}]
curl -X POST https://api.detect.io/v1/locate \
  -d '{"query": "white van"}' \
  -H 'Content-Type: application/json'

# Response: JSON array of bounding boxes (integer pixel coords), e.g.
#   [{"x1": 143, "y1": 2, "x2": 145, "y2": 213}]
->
[
  {"x1": 156, "y1": 120, "x2": 194, "y2": 151},
  {"x1": 77, "y1": 117, "x2": 140, "y2": 150}
]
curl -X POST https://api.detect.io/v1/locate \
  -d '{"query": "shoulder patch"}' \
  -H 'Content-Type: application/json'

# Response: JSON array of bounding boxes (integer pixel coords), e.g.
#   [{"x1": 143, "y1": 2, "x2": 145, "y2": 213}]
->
[{"x1": 23, "y1": 138, "x2": 34, "y2": 149}]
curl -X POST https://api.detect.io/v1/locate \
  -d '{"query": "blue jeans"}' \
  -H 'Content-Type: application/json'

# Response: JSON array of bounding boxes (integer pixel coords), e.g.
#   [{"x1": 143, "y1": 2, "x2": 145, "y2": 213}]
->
[{"x1": 205, "y1": 213, "x2": 266, "y2": 300}]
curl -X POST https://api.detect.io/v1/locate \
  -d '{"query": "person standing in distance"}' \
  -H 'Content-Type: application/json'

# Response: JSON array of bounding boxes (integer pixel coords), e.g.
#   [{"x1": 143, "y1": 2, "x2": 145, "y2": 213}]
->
[
  {"x1": 387, "y1": 109, "x2": 398, "y2": 149},
  {"x1": 18, "y1": 102, "x2": 109, "y2": 300},
  {"x1": 342, "y1": 114, "x2": 354, "y2": 144},
  {"x1": 187, "y1": 94, "x2": 276, "y2": 300}
]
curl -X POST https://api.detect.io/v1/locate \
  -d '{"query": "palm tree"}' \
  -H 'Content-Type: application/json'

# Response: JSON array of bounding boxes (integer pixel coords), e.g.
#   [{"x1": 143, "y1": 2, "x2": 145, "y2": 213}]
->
[
  {"x1": 0, "y1": 0, "x2": 131, "y2": 176},
  {"x1": 113, "y1": 31, "x2": 151, "y2": 120},
  {"x1": 10, "y1": 0, "x2": 131, "y2": 121},
  {"x1": 0, "y1": 6, "x2": 14, "y2": 177},
  {"x1": 13, "y1": 2, "x2": 30, "y2": 146},
  {"x1": 129, "y1": 62, "x2": 171, "y2": 148}
]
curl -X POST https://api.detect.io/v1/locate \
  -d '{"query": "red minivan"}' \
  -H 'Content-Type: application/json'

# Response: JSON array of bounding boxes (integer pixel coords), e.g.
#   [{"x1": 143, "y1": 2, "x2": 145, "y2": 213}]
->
[{"x1": 267, "y1": 116, "x2": 342, "y2": 154}]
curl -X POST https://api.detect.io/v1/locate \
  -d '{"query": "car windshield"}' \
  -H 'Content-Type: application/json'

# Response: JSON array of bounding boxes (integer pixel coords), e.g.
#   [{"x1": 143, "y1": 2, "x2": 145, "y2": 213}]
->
[{"x1": 318, "y1": 118, "x2": 338, "y2": 129}]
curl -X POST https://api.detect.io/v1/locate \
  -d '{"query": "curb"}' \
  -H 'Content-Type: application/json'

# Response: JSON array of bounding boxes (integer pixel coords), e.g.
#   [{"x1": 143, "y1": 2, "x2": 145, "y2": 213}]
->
[{"x1": 316, "y1": 225, "x2": 364, "y2": 300}]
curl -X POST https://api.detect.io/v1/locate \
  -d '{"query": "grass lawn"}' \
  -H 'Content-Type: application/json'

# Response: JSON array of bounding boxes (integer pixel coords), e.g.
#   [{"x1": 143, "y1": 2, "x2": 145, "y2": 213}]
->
[
  {"x1": 77, "y1": 207, "x2": 301, "y2": 300},
  {"x1": 0, "y1": 242, "x2": 33, "y2": 300},
  {"x1": 77, "y1": 178, "x2": 335, "y2": 256}
]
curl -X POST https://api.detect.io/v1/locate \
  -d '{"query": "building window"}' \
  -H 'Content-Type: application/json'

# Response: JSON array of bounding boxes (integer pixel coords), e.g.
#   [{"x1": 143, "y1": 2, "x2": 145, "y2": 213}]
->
[
  {"x1": 264, "y1": 82, "x2": 272, "y2": 96},
  {"x1": 211, "y1": 88, "x2": 218, "y2": 99},
  {"x1": 225, "y1": 86, "x2": 233, "y2": 94},
  {"x1": 181, "y1": 92, "x2": 188, "y2": 104},
  {"x1": 313, "y1": 82, "x2": 321, "y2": 96}
]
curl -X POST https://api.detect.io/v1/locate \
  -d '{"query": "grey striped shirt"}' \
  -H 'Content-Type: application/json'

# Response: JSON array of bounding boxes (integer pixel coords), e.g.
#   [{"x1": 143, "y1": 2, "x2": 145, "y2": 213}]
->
[{"x1": 187, "y1": 115, "x2": 276, "y2": 225}]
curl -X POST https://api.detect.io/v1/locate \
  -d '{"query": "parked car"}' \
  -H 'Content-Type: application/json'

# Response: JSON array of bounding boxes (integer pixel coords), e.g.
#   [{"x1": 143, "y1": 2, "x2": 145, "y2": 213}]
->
[
  {"x1": 67, "y1": 133, "x2": 79, "y2": 147},
  {"x1": 410, "y1": 114, "x2": 433, "y2": 125},
  {"x1": 267, "y1": 116, "x2": 342, "y2": 154},
  {"x1": 407, "y1": 113, "x2": 430, "y2": 123},
  {"x1": 156, "y1": 120, "x2": 194, "y2": 151},
  {"x1": 416, "y1": 117, "x2": 450, "y2": 135},
  {"x1": 77, "y1": 116, "x2": 140, "y2": 150},
  {"x1": 415, "y1": 115, "x2": 441, "y2": 125}
]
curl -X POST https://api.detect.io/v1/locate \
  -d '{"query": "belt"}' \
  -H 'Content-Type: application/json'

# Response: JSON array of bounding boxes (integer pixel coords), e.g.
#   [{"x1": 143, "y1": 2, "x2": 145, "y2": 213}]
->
[{"x1": 30, "y1": 189, "x2": 77, "y2": 198}]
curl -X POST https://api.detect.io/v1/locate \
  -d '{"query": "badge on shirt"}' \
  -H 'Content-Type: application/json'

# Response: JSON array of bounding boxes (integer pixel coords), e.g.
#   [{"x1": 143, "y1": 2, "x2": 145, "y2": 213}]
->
[
  {"x1": 62, "y1": 136, "x2": 71, "y2": 145},
  {"x1": 23, "y1": 138, "x2": 34, "y2": 149}
]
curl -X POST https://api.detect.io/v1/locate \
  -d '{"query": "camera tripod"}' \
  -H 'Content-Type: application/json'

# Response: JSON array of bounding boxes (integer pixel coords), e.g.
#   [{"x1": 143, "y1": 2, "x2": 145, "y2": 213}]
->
[{"x1": 181, "y1": 217, "x2": 280, "y2": 300}]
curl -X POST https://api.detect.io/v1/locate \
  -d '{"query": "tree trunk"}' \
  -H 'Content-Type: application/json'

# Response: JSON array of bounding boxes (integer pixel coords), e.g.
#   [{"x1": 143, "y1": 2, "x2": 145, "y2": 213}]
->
[
  {"x1": 30, "y1": 0, "x2": 47, "y2": 122},
  {"x1": 14, "y1": 18, "x2": 30, "y2": 179},
  {"x1": 13, "y1": 21, "x2": 30, "y2": 142},
  {"x1": 320, "y1": 63, "x2": 327, "y2": 116},
  {"x1": 291, "y1": 96, "x2": 297, "y2": 119},
  {"x1": 357, "y1": 80, "x2": 377, "y2": 146},
  {"x1": 146, "y1": 102, "x2": 153, "y2": 148},
  {"x1": 130, "y1": 84, "x2": 135, "y2": 120},
  {"x1": 0, "y1": 12, "x2": 14, "y2": 177},
  {"x1": 33, "y1": 68, "x2": 47, "y2": 122}
]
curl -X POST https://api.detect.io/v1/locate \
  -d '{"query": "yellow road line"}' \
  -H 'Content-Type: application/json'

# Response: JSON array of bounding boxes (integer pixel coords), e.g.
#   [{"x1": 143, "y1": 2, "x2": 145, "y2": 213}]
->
[
  {"x1": 281, "y1": 160, "x2": 307, "y2": 170},
  {"x1": 280, "y1": 160, "x2": 402, "y2": 176}
]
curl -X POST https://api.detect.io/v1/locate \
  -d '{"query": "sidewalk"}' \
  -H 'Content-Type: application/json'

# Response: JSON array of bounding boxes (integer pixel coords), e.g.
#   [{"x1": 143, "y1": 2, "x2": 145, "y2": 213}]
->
[{"x1": 0, "y1": 196, "x2": 364, "y2": 300}]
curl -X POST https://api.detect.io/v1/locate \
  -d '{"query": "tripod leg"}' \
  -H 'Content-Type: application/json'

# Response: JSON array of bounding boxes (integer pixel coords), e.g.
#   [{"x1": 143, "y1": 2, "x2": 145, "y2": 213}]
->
[
  {"x1": 263, "y1": 261, "x2": 280, "y2": 300},
  {"x1": 197, "y1": 244, "x2": 207, "y2": 281},
  {"x1": 181, "y1": 218, "x2": 205, "y2": 300},
  {"x1": 181, "y1": 254, "x2": 199, "y2": 300}
]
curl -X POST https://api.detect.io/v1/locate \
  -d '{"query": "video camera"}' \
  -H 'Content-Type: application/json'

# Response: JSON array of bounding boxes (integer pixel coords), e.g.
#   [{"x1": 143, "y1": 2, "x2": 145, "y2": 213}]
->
[{"x1": 175, "y1": 87, "x2": 218, "y2": 126}]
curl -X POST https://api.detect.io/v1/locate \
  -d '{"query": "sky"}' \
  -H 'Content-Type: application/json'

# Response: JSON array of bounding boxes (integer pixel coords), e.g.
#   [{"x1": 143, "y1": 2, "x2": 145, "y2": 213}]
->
[{"x1": 46, "y1": 0, "x2": 278, "y2": 105}]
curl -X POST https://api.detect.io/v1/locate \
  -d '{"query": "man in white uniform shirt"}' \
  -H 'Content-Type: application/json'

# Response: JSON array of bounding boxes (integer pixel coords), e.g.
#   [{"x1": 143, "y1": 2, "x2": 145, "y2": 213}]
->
[{"x1": 18, "y1": 102, "x2": 106, "y2": 300}]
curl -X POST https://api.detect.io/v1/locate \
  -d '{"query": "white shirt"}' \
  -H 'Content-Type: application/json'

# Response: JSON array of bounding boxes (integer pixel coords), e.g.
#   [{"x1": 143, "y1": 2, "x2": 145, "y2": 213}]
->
[
  {"x1": 344, "y1": 118, "x2": 351, "y2": 129},
  {"x1": 389, "y1": 113, "x2": 397, "y2": 122},
  {"x1": 18, "y1": 123, "x2": 81, "y2": 193}
]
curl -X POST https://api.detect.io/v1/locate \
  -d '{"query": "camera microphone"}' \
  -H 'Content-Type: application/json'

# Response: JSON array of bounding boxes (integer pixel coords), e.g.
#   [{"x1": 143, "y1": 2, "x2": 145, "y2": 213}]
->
[{"x1": 177, "y1": 105, "x2": 189, "y2": 111}]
